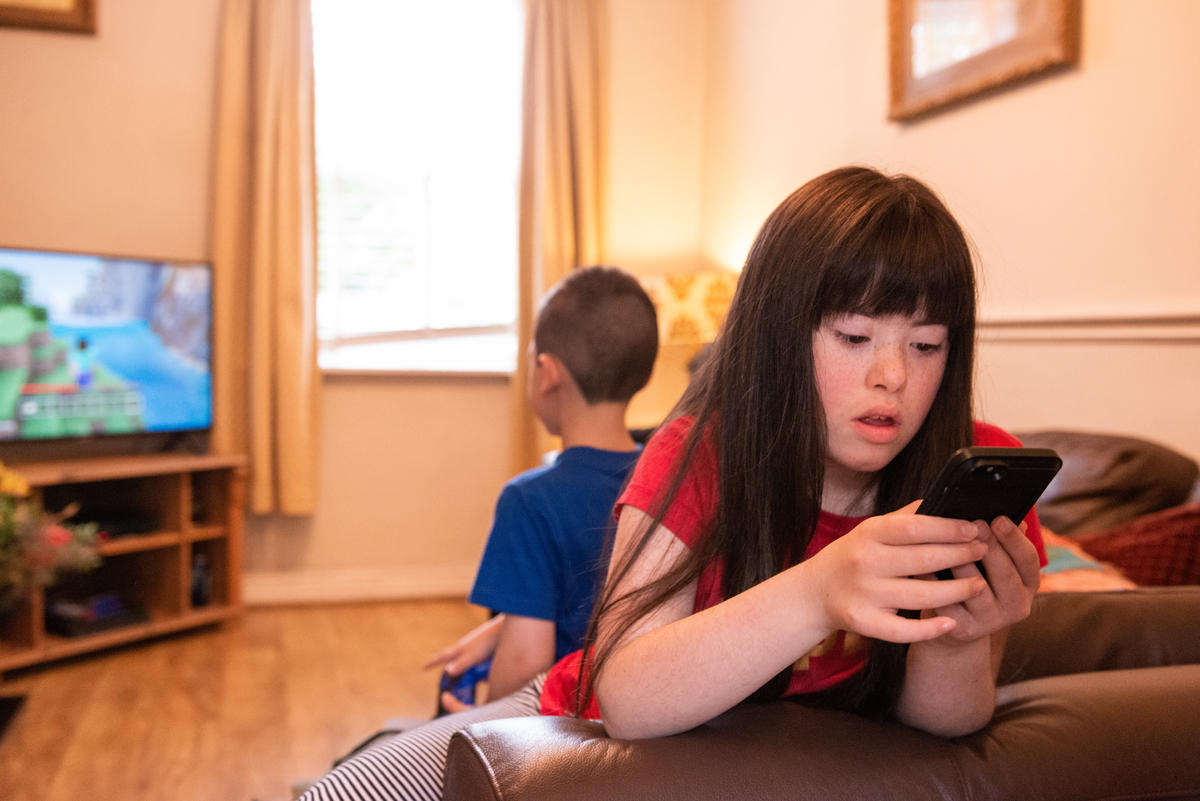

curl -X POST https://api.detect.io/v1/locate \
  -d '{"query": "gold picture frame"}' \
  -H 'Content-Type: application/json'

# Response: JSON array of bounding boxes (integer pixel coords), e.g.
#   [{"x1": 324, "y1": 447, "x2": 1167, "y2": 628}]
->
[
  {"x1": 0, "y1": 0, "x2": 94, "y2": 34},
  {"x1": 888, "y1": 0, "x2": 1080, "y2": 121}
]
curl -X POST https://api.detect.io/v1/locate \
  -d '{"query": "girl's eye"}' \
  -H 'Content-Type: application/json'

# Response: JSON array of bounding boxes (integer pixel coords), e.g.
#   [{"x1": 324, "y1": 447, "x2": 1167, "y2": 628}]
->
[{"x1": 835, "y1": 331, "x2": 869, "y2": 345}]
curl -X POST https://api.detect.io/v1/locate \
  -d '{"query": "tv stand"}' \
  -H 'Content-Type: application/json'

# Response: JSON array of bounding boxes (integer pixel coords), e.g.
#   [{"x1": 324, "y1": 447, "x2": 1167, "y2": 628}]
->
[
  {"x1": 0, "y1": 452, "x2": 245, "y2": 673},
  {"x1": 159, "y1": 430, "x2": 209, "y2": 455}
]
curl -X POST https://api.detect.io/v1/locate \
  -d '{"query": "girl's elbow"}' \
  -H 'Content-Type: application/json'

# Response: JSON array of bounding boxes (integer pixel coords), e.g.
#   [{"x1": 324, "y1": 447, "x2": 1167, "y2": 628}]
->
[
  {"x1": 595, "y1": 697, "x2": 649, "y2": 740},
  {"x1": 904, "y1": 703, "x2": 995, "y2": 738},
  {"x1": 595, "y1": 691, "x2": 672, "y2": 740}
]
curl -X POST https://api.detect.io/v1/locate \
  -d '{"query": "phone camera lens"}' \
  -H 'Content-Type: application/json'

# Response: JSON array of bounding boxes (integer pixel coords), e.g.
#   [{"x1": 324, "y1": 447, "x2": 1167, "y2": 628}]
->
[{"x1": 974, "y1": 463, "x2": 1006, "y2": 482}]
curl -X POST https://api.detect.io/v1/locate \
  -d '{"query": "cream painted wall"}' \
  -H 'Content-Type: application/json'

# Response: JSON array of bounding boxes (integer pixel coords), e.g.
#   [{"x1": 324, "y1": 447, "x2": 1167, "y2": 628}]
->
[
  {"x1": 0, "y1": 0, "x2": 219, "y2": 259},
  {"x1": 696, "y1": 0, "x2": 1200, "y2": 457},
  {"x1": 602, "y1": 0, "x2": 708, "y2": 275},
  {"x1": 245, "y1": 374, "x2": 514, "y2": 603}
]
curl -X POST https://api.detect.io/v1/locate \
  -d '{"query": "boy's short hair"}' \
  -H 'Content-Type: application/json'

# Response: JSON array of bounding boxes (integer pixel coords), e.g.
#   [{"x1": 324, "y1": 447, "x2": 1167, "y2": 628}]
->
[{"x1": 534, "y1": 265, "x2": 658, "y2": 404}]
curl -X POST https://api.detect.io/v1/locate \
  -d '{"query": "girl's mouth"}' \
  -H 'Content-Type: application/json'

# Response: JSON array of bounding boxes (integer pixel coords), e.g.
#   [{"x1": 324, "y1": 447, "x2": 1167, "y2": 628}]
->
[{"x1": 854, "y1": 414, "x2": 901, "y2": 443}]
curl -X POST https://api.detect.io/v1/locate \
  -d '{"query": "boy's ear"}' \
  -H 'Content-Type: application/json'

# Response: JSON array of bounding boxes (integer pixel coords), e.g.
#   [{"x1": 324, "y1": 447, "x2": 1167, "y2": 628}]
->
[{"x1": 532, "y1": 352, "x2": 566, "y2": 395}]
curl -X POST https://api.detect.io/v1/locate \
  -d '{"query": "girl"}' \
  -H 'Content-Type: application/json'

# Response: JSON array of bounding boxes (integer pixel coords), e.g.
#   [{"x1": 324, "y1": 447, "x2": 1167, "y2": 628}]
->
[
  {"x1": 542, "y1": 164, "x2": 1045, "y2": 739},
  {"x1": 300, "y1": 166, "x2": 1044, "y2": 801}
]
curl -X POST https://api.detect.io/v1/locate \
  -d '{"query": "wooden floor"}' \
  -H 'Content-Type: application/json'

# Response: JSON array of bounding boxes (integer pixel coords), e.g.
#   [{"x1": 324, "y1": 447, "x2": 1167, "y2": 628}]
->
[{"x1": 0, "y1": 599, "x2": 488, "y2": 801}]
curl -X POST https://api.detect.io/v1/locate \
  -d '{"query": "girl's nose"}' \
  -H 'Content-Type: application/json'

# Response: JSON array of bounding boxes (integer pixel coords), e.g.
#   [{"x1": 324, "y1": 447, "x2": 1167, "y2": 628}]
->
[{"x1": 868, "y1": 344, "x2": 906, "y2": 391}]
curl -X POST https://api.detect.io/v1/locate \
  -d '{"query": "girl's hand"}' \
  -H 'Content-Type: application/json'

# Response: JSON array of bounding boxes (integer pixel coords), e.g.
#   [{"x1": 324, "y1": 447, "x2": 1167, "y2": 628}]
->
[
  {"x1": 897, "y1": 516, "x2": 1039, "y2": 736},
  {"x1": 930, "y1": 515, "x2": 1040, "y2": 643},
  {"x1": 808, "y1": 501, "x2": 990, "y2": 643}
]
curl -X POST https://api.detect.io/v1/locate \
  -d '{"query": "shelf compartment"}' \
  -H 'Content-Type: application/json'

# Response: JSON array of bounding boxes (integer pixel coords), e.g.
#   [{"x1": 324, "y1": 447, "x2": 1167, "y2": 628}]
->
[
  {"x1": 40, "y1": 474, "x2": 184, "y2": 539},
  {"x1": 188, "y1": 539, "x2": 229, "y2": 609},
  {"x1": 46, "y1": 546, "x2": 185, "y2": 625},
  {"x1": 190, "y1": 469, "x2": 232, "y2": 529}
]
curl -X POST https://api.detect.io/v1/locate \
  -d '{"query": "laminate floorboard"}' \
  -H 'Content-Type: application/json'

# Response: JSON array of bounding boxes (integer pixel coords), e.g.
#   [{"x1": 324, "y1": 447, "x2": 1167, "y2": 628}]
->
[{"x1": 0, "y1": 599, "x2": 488, "y2": 801}]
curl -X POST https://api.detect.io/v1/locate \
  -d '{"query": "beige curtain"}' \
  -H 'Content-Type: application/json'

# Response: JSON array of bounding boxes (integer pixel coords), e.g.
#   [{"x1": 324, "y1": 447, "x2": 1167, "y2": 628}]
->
[
  {"x1": 211, "y1": 0, "x2": 319, "y2": 515},
  {"x1": 513, "y1": 0, "x2": 609, "y2": 472}
]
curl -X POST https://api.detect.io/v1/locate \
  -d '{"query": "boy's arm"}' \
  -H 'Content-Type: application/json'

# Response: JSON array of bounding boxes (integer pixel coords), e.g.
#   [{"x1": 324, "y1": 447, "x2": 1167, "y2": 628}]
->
[
  {"x1": 487, "y1": 614, "x2": 556, "y2": 700},
  {"x1": 423, "y1": 613, "x2": 506, "y2": 676}
]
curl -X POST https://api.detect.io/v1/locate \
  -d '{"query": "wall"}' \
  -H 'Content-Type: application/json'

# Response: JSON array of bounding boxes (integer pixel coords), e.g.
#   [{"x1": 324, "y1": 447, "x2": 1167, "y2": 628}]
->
[
  {"x1": 696, "y1": 0, "x2": 1200, "y2": 457},
  {"x1": 0, "y1": 0, "x2": 218, "y2": 259},
  {"x1": 246, "y1": 374, "x2": 513, "y2": 602}
]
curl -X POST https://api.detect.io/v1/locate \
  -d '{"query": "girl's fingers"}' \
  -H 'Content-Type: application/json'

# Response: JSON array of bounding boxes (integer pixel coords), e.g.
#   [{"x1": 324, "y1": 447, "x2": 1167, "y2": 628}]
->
[
  {"x1": 876, "y1": 575, "x2": 986, "y2": 613},
  {"x1": 876, "y1": 540, "x2": 989, "y2": 578},
  {"x1": 970, "y1": 517, "x2": 1038, "y2": 600},
  {"x1": 862, "y1": 609, "x2": 959, "y2": 644},
  {"x1": 991, "y1": 516, "x2": 1041, "y2": 589},
  {"x1": 872, "y1": 509, "x2": 985, "y2": 547}
]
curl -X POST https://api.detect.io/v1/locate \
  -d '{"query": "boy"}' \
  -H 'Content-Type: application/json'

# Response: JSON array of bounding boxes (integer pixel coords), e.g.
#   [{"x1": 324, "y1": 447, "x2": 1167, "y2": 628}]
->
[{"x1": 426, "y1": 265, "x2": 658, "y2": 710}]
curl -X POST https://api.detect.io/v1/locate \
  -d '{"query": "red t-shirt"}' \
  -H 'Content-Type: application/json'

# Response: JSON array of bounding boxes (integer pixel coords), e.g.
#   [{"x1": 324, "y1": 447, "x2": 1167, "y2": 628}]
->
[{"x1": 539, "y1": 418, "x2": 1047, "y2": 718}]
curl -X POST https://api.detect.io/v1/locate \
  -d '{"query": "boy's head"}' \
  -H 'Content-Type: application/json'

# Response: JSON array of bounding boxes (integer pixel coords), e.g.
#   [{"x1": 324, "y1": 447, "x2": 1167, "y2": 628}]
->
[{"x1": 533, "y1": 265, "x2": 658, "y2": 405}]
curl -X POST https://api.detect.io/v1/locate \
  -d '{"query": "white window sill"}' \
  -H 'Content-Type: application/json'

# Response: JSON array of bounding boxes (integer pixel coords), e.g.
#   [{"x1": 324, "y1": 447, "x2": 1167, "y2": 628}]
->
[{"x1": 319, "y1": 331, "x2": 517, "y2": 378}]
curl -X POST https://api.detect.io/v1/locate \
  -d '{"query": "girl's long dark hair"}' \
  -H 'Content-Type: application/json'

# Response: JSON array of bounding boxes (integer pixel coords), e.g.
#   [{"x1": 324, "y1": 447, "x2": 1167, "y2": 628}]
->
[{"x1": 579, "y1": 166, "x2": 978, "y2": 719}]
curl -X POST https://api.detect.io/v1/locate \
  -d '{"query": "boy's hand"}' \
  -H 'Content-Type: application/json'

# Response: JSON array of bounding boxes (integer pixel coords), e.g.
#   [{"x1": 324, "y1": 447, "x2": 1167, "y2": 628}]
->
[
  {"x1": 438, "y1": 691, "x2": 476, "y2": 714},
  {"x1": 424, "y1": 614, "x2": 505, "y2": 676}
]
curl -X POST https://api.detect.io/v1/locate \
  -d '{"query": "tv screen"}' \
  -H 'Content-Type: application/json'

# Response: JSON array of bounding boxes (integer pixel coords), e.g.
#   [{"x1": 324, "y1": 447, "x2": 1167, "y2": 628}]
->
[{"x1": 0, "y1": 247, "x2": 212, "y2": 443}]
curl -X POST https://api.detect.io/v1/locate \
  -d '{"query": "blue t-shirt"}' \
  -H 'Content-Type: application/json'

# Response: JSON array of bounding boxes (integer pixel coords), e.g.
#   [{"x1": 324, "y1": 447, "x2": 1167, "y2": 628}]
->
[{"x1": 468, "y1": 445, "x2": 641, "y2": 661}]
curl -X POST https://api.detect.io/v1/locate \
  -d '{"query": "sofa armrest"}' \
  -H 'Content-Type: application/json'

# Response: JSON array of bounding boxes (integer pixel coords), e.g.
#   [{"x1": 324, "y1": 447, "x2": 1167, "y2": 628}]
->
[
  {"x1": 445, "y1": 665, "x2": 1200, "y2": 801},
  {"x1": 998, "y1": 586, "x2": 1200, "y2": 683},
  {"x1": 446, "y1": 702, "x2": 964, "y2": 801}
]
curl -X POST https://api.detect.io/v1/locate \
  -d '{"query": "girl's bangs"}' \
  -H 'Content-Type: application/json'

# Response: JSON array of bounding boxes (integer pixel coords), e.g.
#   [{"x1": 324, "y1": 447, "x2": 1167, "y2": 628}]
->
[{"x1": 818, "y1": 204, "x2": 973, "y2": 328}]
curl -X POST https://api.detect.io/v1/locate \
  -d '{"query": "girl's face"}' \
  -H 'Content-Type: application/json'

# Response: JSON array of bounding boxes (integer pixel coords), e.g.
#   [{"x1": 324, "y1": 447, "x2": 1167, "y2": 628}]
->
[{"x1": 812, "y1": 313, "x2": 949, "y2": 510}]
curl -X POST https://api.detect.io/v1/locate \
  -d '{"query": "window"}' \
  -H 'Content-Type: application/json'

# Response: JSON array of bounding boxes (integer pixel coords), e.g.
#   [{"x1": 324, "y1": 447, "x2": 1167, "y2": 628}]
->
[{"x1": 312, "y1": 0, "x2": 523, "y2": 373}]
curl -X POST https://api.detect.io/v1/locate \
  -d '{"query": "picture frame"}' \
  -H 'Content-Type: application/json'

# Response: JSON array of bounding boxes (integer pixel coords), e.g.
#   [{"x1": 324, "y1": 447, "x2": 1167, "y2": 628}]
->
[
  {"x1": 888, "y1": 0, "x2": 1080, "y2": 121},
  {"x1": 0, "y1": 0, "x2": 95, "y2": 34}
]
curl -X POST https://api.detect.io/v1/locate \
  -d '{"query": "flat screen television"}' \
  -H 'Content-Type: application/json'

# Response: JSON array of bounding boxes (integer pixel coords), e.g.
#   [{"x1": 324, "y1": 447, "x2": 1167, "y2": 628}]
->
[{"x1": 0, "y1": 246, "x2": 212, "y2": 451}]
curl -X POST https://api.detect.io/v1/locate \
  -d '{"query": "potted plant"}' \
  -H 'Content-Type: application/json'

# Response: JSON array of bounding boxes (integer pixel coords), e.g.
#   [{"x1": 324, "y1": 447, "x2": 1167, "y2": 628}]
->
[{"x1": 0, "y1": 461, "x2": 101, "y2": 611}]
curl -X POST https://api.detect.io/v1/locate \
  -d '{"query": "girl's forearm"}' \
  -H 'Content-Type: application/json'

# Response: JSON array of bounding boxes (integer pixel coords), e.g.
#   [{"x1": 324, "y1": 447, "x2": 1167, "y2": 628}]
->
[
  {"x1": 596, "y1": 562, "x2": 836, "y2": 739},
  {"x1": 896, "y1": 632, "x2": 997, "y2": 736}
]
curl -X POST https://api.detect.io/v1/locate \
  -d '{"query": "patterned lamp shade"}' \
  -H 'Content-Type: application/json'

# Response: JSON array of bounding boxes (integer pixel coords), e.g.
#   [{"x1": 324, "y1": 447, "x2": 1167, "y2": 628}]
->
[{"x1": 640, "y1": 269, "x2": 738, "y2": 345}]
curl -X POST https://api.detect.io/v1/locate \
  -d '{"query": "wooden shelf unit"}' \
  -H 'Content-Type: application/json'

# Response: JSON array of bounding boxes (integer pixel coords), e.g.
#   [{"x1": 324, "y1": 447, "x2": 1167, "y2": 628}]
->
[{"x1": 0, "y1": 452, "x2": 246, "y2": 673}]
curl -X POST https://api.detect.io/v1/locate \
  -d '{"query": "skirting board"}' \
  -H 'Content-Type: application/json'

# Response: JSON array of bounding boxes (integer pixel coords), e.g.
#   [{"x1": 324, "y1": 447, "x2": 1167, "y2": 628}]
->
[{"x1": 244, "y1": 564, "x2": 477, "y2": 606}]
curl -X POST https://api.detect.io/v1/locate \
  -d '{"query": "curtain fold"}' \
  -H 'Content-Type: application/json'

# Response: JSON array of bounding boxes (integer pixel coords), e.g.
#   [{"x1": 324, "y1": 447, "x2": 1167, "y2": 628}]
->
[
  {"x1": 513, "y1": 0, "x2": 608, "y2": 472},
  {"x1": 211, "y1": 0, "x2": 319, "y2": 515}
]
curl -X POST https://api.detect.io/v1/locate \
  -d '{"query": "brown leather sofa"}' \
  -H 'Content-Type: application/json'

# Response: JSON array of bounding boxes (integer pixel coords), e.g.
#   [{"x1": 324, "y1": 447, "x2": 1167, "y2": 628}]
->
[
  {"x1": 443, "y1": 432, "x2": 1200, "y2": 800},
  {"x1": 444, "y1": 586, "x2": 1200, "y2": 801}
]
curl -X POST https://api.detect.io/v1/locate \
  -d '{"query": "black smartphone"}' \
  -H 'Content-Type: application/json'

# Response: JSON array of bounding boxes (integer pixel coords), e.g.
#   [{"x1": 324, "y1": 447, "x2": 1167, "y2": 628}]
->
[
  {"x1": 898, "y1": 446, "x2": 1062, "y2": 618},
  {"x1": 916, "y1": 446, "x2": 1063, "y2": 527}
]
